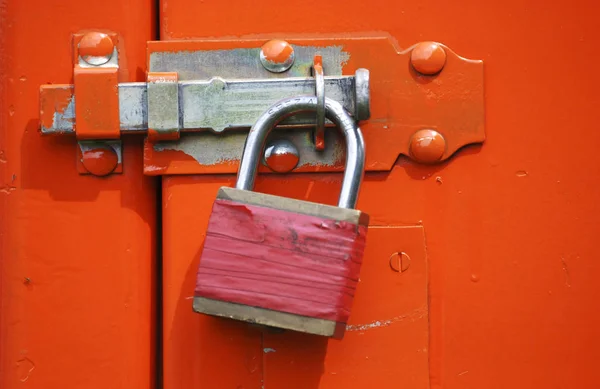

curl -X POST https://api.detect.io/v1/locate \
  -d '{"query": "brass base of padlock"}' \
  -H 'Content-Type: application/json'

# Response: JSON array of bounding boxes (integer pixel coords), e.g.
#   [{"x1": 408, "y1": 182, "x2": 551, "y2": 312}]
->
[{"x1": 193, "y1": 296, "x2": 346, "y2": 338}]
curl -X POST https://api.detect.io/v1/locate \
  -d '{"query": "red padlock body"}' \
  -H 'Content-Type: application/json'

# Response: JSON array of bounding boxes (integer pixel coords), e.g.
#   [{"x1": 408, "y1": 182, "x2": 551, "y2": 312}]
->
[{"x1": 193, "y1": 187, "x2": 369, "y2": 338}]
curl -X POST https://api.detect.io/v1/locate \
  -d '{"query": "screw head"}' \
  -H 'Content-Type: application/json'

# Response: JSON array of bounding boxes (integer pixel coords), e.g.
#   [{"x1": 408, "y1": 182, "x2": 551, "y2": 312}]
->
[
  {"x1": 81, "y1": 146, "x2": 118, "y2": 176},
  {"x1": 410, "y1": 42, "x2": 446, "y2": 75},
  {"x1": 409, "y1": 129, "x2": 446, "y2": 164},
  {"x1": 79, "y1": 32, "x2": 114, "y2": 66},
  {"x1": 263, "y1": 139, "x2": 299, "y2": 173},
  {"x1": 260, "y1": 39, "x2": 295, "y2": 73},
  {"x1": 390, "y1": 252, "x2": 411, "y2": 272}
]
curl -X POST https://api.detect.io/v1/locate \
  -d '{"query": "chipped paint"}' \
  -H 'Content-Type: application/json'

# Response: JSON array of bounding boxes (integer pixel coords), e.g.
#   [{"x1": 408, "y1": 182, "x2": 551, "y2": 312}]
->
[
  {"x1": 345, "y1": 305, "x2": 427, "y2": 331},
  {"x1": 150, "y1": 45, "x2": 349, "y2": 81},
  {"x1": 51, "y1": 96, "x2": 75, "y2": 131},
  {"x1": 263, "y1": 348, "x2": 276, "y2": 354},
  {"x1": 40, "y1": 83, "x2": 148, "y2": 134},
  {"x1": 16, "y1": 357, "x2": 35, "y2": 382},
  {"x1": 39, "y1": 76, "x2": 357, "y2": 134},
  {"x1": 39, "y1": 85, "x2": 75, "y2": 134},
  {"x1": 152, "y1": 130, "x2": 344, "y2": 169},
  {"x1": 0, "y1": 185, "x2": 16, "y2": 195}
]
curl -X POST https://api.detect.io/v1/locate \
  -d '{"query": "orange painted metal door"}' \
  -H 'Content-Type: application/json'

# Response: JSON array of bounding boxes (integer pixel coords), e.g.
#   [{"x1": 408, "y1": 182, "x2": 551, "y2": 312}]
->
[
  {"x1": 2, "y1": 0, "x2": 600, "y2": 389},
  {"x1": 0, "y1": 1, "x2": 157, "y2": 388},
  {"x1": 159, "y1": 0, "x2": 600, "y2": 389}
]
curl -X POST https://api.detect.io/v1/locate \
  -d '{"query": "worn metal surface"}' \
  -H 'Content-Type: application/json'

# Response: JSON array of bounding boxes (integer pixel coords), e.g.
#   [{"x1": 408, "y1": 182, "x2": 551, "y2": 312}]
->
[
  {"x1": 147, "y1": 72, "x2": 180, "y2": 141},
  {"x1": 147, "y1": 128, "x2": 345, "y2": 175},
  {"x1": 217, "y1": 186, "x2": 368, "y2": 225},
  {"x1": 179, "y1": 76, "x2": 358, "y2": 132},
  {"x1": 40, "y1": 76, "x2": 358, "y2": 134},
  {"x1": 148, "y1": 42, "x2": 350, "y2": 80}
]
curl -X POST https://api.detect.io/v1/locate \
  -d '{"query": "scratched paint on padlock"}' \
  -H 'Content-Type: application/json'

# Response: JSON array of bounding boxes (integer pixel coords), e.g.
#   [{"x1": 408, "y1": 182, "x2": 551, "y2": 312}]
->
[{"x1": 195, "y1": 198, "x2": 367, "y2": 323}]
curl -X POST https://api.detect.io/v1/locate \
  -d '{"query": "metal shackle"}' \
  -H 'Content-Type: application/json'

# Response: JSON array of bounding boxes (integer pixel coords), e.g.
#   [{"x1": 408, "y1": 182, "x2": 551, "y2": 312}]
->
[{"x1": 236, "y1": 95, "x2": 366, "y2": 209}]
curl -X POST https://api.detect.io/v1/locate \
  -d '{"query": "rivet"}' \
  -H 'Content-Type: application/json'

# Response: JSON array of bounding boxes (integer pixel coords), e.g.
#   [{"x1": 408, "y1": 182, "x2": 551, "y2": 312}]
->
[
  {"x1": 260, "y1": 39, "x2": 295, "y2": 73},
  {"x1": 390, "y1": 252, "x2": 411, "y2": 273},
  {"x1": 410, "y1": 42, "x2": 446, "y2": 75},
  {"x1": 263, "y1": 139, "x2": 299, "y2": 173},
  {"x1": 81, "y1": 146, "x2": 118, "y2": 176},
  {"x1": 409, "y1": 129, "x2": 446, "y2": 164},
  {"x1": 79, "y1": 32, "x2": 114, "y2": 66}
]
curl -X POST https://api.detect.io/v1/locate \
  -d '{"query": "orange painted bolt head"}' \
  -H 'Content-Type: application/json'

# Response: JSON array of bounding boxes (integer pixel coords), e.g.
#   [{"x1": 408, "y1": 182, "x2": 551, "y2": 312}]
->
[
  {"x1": 79, "y1": 32, "x2": 114, "y2": 66},
  {"x1": 81, "y1": 146, "x2": 118, "y2": 176},
  {"x1": 410, "y1": 42, "x2": 446, "y2": 75},
  {"x1": 260, "y1": 39, "x2": 295, "y2": 73},
  {"x1": 409, "y1": 129, "x2": 446, "y2": 163}
]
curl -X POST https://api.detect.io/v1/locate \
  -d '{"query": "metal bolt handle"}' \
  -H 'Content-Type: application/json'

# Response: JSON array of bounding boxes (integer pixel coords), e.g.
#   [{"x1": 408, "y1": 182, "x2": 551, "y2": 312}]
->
[{"x1": 236, "y1": 96, "x2": 366, "y2": 209}]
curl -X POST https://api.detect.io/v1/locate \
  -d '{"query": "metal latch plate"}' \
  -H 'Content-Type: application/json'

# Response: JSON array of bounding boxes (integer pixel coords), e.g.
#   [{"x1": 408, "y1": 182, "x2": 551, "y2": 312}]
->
[
  {"x1": 143, "y1": 37, "x2": 484, "y2": 175},
  {"x1": 39, "y1": 35, "x2": 485, "y2": 176}
]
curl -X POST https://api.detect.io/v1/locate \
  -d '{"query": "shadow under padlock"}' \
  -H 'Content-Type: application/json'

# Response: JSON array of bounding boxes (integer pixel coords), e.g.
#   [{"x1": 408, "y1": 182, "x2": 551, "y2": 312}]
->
[{"x1": 192, "y1": 95, "x2": 369, "y2": 340}]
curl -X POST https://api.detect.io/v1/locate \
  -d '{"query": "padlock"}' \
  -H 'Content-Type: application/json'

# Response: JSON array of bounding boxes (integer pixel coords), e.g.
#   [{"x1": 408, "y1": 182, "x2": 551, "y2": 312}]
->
[{"x1": 193, "y1": 96, "x2": 369, "y2": 339}]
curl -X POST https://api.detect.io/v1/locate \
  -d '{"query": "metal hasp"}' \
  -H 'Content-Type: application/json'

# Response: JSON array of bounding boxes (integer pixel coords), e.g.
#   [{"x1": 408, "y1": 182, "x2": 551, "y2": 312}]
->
[{"x1": 39, "y1": 36, "x2": 485, "y2": 176}]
